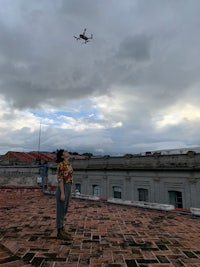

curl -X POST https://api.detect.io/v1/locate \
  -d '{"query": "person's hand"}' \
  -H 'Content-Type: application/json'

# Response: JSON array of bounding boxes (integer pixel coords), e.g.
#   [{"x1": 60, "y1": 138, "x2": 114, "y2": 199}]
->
[{"x1": 60, "y1": 193, "x2": 65, "y2": 202}]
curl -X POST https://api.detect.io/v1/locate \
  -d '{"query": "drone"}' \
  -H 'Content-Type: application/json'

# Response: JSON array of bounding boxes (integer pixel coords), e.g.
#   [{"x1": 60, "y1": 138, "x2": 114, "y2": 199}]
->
[{"x1": 74, "y1": 28, "x2": 93, "y2": 44}]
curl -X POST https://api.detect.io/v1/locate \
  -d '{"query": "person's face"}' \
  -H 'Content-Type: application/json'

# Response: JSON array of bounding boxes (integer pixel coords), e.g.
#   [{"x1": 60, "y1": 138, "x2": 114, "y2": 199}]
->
[{"x1": 62, "y1": 151, "x2": 70, "y2": 160}]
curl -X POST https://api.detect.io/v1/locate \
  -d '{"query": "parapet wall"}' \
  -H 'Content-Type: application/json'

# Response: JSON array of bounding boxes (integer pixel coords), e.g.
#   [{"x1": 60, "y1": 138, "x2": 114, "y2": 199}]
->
[
  {"x1": 0, "y1": 166, "x2": 41, "y2": 186},
  {"x1": 70, "y1": 152, "x2": 200, "y2": 170},
  {"x1": 1, "y1": 153, "x2": 200, "y2": 187}
]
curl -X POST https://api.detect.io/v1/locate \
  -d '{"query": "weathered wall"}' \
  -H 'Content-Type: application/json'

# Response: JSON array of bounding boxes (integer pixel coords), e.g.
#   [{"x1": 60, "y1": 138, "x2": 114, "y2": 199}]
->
[
  {"x1": 46, "y1": 153, "x2": 200, "y2": 209},
  {"x1": 71, "y1": 169, "x2": 200, "y2": 209},
  {"x1": 71, "y1": 153, "x2": 200, "y2": 170},
  {"x1": 0, "y1": 166, "x2": 41, "y2": 186}
]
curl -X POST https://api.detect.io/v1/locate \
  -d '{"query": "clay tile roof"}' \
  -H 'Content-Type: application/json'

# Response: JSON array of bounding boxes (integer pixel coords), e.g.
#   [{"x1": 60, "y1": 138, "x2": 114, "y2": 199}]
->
[
  {"x1": 2, "y1": 151, "x2": 56, "y2": 163},
  {"x1": 1, "y1": 189, "x2": 200, "y2": 266}
]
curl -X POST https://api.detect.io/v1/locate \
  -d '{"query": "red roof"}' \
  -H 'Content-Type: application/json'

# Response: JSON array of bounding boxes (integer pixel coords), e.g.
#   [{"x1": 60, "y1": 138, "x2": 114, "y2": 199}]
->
[
  {"x1": 1, "y1": 151, "x2": 85, "y2": 163},
  {"x1": 2, "y1": 151, "x2": 56, "y2": 163}
]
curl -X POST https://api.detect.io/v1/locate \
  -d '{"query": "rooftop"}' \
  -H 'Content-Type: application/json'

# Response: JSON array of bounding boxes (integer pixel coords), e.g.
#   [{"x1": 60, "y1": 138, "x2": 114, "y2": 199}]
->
[{"x1": 1, "y1": 189, "x2": 200, "y2": 267}]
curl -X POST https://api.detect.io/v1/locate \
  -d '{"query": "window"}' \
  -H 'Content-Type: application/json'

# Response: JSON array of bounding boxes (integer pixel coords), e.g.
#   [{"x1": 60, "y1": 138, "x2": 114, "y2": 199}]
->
[
  {"x1": 138, "y1": 188, "x2": 149, "y2": 202},
  {"x1": 92, "y1": 185, "x2": 100, "y2": 197},
  {"x1": 113, "y1": 186, "x2": 122, "y2": 199},
  {"x1": 168, "y1": 191, "x2": 183, "y2": 208},
  {"x1": 75, "y1": 183, "x2": 81, "y2": 194}
]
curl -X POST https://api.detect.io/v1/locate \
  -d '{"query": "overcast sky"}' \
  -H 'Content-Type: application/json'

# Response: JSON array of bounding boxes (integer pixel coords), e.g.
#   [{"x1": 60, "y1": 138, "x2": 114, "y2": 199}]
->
[{"x1": 0, "y1": 0, "x2": 200, "y2": 156}]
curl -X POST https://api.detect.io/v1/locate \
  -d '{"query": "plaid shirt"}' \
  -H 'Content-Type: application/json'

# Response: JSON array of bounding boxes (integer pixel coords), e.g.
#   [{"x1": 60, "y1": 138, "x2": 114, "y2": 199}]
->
[{"x1": 57, "y1": 160, "x2": 73, "y2": 183}]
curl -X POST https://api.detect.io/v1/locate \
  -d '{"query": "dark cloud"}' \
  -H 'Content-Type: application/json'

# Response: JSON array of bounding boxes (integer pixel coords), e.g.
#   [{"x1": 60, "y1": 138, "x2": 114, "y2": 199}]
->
[
  {"x1": 0, "y1": 0, "x2": 200, "y2": 154},
  {"x1": 117, "y1": 35, "x2": 152, "y2": 62},
  {"x1": 0, "y1": 21, "x2": 30, "y2": 61}
]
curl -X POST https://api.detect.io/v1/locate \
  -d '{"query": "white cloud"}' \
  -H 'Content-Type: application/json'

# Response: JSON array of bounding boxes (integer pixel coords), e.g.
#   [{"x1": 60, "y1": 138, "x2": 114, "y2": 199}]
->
[{"x1": 155, "y1": 103, "x2": 200, "y2": 129}]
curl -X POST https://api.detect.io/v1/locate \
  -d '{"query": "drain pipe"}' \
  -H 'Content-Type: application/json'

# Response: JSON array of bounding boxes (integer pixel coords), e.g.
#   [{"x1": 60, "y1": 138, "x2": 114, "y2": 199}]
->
[{"x1": 41, "y1": 161, "x2": 48, "y2": 193}]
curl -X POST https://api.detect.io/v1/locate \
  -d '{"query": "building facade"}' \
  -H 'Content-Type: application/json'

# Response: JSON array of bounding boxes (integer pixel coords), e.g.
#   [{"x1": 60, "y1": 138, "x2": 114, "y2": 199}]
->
[{"x1": 47, "y1": 151, "x2": 200, "y2": 209}]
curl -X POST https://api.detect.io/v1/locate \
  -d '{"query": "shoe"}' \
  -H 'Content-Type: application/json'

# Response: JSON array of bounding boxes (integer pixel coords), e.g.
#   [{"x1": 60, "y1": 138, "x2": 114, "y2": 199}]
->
[{"x1": 57, "y1": 228, "x2": 71, "y2": 240}]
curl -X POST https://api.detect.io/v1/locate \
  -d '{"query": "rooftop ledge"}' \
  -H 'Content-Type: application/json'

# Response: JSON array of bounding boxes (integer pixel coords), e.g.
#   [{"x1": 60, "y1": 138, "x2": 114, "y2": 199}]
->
[
  {"x1": 107, "y1": 198, "x2": 175, "y2": 211},
  {"x1": 190, "y1": 207, "x2": 200, "y2": 216},
  {"x1": 72, "y1": 192, "x2": 100, "y2": 201},
  {"x1": 71, "y1": 192, "x2": 175, "y2": 211}
]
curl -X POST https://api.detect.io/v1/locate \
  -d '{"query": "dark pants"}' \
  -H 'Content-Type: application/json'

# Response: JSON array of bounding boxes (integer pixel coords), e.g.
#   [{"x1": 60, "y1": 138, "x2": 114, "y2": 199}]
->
[{"x1": 56, "y1": 183, "x2": 71, "y2": 229}]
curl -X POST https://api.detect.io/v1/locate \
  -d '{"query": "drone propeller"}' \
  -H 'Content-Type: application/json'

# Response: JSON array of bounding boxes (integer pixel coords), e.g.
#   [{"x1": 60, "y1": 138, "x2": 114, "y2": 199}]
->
[{"x1": 83, "y1": 28, "x2": 87, "y2": 35}]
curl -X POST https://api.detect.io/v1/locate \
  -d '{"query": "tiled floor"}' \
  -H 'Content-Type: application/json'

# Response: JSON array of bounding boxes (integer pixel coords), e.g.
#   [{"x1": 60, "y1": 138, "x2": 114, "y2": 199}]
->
[{"x1": 1, "y1": 190, "x2": 200, "y2": 267}]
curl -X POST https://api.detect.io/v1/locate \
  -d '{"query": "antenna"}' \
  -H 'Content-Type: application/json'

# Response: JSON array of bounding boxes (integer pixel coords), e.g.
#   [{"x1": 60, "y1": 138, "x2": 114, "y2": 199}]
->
[{"x1": 37, "y1": 120, "x2": 41, "y2": 163}]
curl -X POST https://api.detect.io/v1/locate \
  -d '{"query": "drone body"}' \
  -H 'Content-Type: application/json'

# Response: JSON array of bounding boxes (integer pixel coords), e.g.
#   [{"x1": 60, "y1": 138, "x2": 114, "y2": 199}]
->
[{"x1": 74, "y1": 28, "x2": 93, "y2": 43}]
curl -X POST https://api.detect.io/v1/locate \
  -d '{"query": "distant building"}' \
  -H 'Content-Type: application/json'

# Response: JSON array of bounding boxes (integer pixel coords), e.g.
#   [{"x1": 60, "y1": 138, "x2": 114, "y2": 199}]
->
[
  {"x1": 46, "y1": 151, "x2": 200, "y2": 209},
  {"x1": 1, "y1": 149, "x2": 200, "y2": 209},
  {"x1": 0, "y1": 151, "x2": 56, "y2": 165},
  {"x1": 0, "y1": 151, "x2": 86, "y2": 165}
]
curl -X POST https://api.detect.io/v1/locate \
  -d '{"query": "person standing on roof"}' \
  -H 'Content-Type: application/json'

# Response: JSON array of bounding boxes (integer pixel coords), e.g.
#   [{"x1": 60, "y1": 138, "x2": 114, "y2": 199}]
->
[{"x1": 55, "y1": 149, "x2": 73, "y2": 240}]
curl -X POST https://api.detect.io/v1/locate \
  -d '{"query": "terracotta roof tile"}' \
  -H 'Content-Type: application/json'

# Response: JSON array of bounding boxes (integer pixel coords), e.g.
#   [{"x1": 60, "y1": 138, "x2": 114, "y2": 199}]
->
[{"x1": 0, "y1": 189, "x2": 200, "y2": 266}]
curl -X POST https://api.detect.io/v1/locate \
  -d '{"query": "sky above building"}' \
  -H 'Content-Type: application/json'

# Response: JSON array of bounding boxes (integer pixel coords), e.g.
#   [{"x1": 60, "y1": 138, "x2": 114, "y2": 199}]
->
[{"x1": 0, "y1": 0, "x2": 200, "y2": 155}]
